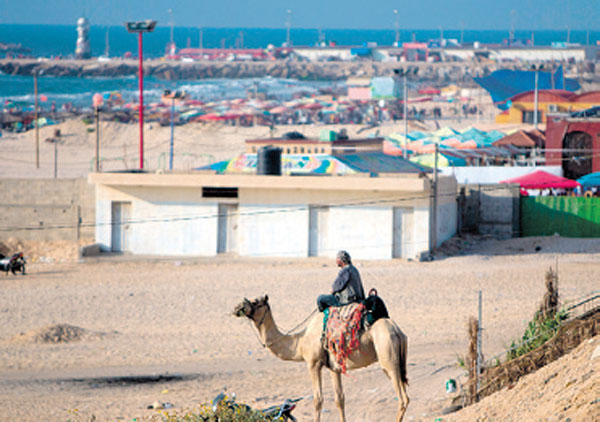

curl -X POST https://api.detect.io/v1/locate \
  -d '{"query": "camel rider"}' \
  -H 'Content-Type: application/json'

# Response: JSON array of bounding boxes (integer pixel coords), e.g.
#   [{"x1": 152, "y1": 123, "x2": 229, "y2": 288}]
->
[{"x1": 317, "y1": 250, "x2": 366, "y2": 312}]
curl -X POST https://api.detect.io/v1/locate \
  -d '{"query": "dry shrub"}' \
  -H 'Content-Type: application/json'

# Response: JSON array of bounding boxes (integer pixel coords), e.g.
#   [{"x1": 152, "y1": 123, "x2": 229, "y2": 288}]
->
[
  {"x1": 539, "y1": 267, "x2": 559, "y2": 321},
  {"x1": 465, "y1": 316, "x2": 479, "y2": 404},
  {"x1": 477, "y1": 307, "x2": 599, "y2": 400}
]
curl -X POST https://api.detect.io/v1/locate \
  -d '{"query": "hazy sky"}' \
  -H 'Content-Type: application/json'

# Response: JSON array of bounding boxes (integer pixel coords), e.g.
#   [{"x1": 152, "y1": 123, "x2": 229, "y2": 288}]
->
[{"x1": 0, "y1": 0, "x2": 598, "y2": 30}]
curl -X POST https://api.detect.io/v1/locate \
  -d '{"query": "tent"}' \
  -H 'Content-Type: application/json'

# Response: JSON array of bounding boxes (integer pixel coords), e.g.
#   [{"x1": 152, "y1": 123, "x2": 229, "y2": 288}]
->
[
  {"x1": 473, "y1": 67, "x2": 581, "y2": 107},
  {"x1": 500, "y1": 170, "x2": 580, "y2": 189},
  {"x1": 576, "y1": 172, "x2": 600, "y2": 188}
]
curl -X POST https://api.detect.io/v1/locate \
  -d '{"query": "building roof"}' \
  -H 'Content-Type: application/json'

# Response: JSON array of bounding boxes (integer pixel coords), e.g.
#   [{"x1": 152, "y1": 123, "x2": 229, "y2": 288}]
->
[
  {"x1": 334, "y1": 152, "x2": 431, "y2": 175},
  {"x1": 493, "y1": 130, "x2": 537, "y2": 148},
  {"x1": 202, "y1": 152, "x2": 431, "y2": 176}
]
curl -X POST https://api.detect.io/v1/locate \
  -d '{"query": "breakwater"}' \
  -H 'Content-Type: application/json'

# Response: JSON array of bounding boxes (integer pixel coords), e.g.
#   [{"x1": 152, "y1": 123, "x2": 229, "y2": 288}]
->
[{"x1": 0, "y1": 58, "x2": 504, "y2": 83}]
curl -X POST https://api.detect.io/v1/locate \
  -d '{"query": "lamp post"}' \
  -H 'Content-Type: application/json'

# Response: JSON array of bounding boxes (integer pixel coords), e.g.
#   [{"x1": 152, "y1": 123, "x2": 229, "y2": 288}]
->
[
  {"x1": 395, "y1": 67, "x2": 418, "y2": 160},
  {"x1": 126, "y1": 20, "x2": 157, "y2": 170},
  {"x1": 285, "y1": 9, "x2": 292, "y2": 46},
  {"x1": 92, "y1": 93, "x2": 103, "y2": 172},
  {"x1": 393, "y1": 9, "x2": 399, "y2": 47},
  {"x1": 531, "y1": 64, "x2": 544, "y2": 130}
]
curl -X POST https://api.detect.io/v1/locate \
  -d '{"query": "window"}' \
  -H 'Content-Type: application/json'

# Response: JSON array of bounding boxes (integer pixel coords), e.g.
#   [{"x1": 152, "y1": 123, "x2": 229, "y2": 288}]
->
[
  {"x1": 286, "y1": 148, "x2": 290, "y2": 154},
  {"x1": 293, "y1": 147, "x2": 298, "y2": 153},
  {"x1": 300, "y1": 147, "x2": 305, "y2": 153},
  {"x1": 202, "y1": 187, "x2": 238, "y2": 198},
  {"x1": 252, "y1": 147, "x2": 256, "y2": 152}
]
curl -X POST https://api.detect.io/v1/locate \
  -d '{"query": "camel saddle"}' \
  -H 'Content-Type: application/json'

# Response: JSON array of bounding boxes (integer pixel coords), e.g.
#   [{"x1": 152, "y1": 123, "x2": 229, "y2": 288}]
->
[
  {"x1": 323, "y1": 302, "x2": 365, "y2": 373},
  {"x1": 322, "y1": 291, "x2": 390, "y2": 373}
]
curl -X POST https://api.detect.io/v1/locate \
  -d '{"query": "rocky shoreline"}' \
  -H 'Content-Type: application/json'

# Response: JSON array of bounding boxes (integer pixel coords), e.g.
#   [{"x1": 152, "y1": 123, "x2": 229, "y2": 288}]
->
[{"x1": 0, "y1": 58, "x2": 503, "y2": 83}]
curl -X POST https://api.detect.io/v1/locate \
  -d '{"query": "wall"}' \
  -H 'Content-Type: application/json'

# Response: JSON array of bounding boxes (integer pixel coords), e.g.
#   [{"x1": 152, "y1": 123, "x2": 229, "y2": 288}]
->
[
  {"x1": 436, "y1": 175, "x2": 458, "y2": 246},
  {"x1": 0, "y1": 178, "x2": 95, "y2": 241},
  {"x1": 95, "y1": 185, "x2": 218, "y2": 255},
  {"x1": 91, "y1": 174, "x2": 445, "y2": 260},
  {"x1": 458, "y1": 184, "x2": 520, "y2": 239},
  {"x1": 237, "y1": 204, "x2": 309, "y2": 257}
]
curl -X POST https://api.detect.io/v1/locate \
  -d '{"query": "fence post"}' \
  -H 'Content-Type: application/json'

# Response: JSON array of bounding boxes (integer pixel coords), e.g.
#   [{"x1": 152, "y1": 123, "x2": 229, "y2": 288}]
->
[{"x1": 476, "y1": 290, "x2": 483, "y2": 398}]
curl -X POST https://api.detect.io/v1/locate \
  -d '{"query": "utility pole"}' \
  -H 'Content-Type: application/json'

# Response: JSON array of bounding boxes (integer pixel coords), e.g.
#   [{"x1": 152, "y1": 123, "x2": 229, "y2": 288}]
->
[
  {"x1": 532, "y1": 64, "x2": 544, "y2": 130},
  {"x1": 432, "y1": 143, "x2": 439, "y2": 251},
  {"x1": 33, "y1": 71, "x2": 39, "y2": 169},
  {"x1": 105, "y1": 27, "x2": 110, "y2": 57},
  {"x1": 395, "y1": 67, "x2": 418, "y2": 160}
]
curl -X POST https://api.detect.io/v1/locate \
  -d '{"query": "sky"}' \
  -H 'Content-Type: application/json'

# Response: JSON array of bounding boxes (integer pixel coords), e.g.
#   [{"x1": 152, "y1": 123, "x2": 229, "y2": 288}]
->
[{"x1": 0, "y1": 0, "x2": 598, "y2": 31}]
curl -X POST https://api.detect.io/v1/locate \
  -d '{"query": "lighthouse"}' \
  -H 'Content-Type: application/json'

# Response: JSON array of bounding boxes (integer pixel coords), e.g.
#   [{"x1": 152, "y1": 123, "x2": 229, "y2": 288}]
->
[{"x1": 75, "y1": 17, "x2": 91, "y2": 59}]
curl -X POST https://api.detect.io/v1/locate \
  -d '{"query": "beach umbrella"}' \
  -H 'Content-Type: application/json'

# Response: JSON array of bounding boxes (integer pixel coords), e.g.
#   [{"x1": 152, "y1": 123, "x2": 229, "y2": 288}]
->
[
  {"x1": 410, "y1": 153, "x2": 451, "y2": 168},
  {"x1": 269, "y1": 106, "x2": 290, "y2": 114},
  {"x1": 576, "y1": 172, "x2": 600, "y2": 188},
  {"x1": 500, "y1": 170, "x2": 580, "y2": 189}
]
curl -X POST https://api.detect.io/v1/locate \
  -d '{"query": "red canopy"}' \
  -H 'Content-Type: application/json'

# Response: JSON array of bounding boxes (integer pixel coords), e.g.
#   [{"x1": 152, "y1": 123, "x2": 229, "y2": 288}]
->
[{"x1": 499, "y1": 170, "x2": 580, "y2": 189}]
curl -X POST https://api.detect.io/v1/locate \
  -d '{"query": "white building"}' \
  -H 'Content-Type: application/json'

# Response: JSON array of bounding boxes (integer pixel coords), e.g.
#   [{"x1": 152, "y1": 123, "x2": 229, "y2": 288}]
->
[{"x1": 89, "y1": 172, "x2": 457, "y2": 260}]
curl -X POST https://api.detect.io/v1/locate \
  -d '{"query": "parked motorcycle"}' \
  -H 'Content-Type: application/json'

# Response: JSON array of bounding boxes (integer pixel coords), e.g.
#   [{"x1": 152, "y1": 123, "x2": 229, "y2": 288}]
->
[
  {"x1": 210, "y1": 392, "x2": 301, "y2": 421},
  {"x1": 0, "y1": 252, "x2": 26, "y2": 275}
]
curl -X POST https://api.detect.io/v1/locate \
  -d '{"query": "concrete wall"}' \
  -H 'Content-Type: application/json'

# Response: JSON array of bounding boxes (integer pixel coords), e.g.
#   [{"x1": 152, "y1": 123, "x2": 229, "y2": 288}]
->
[
  {"x1": 0, "y1": 178, "x2": 95, "y2": 241},
  {"x1": 237, "y1": 204, "x2": 309, "y2": 257},
  {"x1": 91, "y1": 173, "x2": 457, "y2": 259},
  {"x1": 458, "y1": 184, "x2": 520, "y2": 239},
  {"x1": 436, "y1": 175, "x2": 458, "y2": 247}
]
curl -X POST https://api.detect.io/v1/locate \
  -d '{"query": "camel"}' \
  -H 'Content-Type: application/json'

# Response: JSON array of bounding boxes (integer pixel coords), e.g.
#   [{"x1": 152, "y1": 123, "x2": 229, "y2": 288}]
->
[{"x1": 233, "y1": 295, "x2": 409, "y2": 422}]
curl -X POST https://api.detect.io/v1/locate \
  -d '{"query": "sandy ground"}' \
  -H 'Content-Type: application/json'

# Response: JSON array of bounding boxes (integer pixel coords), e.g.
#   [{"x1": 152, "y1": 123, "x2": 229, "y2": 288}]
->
[
  {"x1": 0, "y1": 115, "x2": 532, "y2": 179},
  {"x1": 0, "y1": 236, "x2": 598, "y2": 422}
]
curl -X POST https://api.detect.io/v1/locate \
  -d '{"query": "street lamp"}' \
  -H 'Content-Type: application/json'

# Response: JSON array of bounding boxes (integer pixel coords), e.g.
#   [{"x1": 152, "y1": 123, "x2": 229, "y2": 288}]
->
[
  {"x1": 393, "y1": 9, "x2": 399, "y2": 47},
  {"x1": 126, "y1": 20, "x2": 157, "y2": 170},
  {"x1": 168, "y1": 9, "x2": 175, "y2": 57},
  {"x1": 395, "y1": 67, "x2": 419, "y2": 160},
  {"x1": 531, "y1": 64, "x2": 544, "y2": 130}
]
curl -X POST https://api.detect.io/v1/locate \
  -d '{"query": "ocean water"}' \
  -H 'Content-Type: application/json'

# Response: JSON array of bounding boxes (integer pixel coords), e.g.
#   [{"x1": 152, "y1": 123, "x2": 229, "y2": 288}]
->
[
  {"x1": 1, "y1": 24, "x2": 598, "y2": 59},
  {"x1": 0, "y1": 24, "x2": 598, "y2": 108},
  {"x1": 0, "y1": 73, "x2": 344, "y2": 109}
]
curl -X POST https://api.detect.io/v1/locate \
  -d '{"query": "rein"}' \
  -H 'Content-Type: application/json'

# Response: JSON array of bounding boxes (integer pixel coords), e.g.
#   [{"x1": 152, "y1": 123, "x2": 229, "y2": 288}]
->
[{"x1": 247, "y1": 304, "x2": 318, "y2": 348}]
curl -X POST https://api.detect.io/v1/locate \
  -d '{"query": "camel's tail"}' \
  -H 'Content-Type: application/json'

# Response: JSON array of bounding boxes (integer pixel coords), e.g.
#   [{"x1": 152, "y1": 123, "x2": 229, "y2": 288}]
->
[{"x1": 399, "y1": 331, "x2": 409, "y2": 386}]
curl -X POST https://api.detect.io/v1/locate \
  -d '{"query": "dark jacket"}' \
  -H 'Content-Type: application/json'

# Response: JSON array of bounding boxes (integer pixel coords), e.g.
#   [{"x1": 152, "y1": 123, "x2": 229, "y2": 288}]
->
[{"x1": 332, "y1": 264, "x2": 365, "y2": 305}]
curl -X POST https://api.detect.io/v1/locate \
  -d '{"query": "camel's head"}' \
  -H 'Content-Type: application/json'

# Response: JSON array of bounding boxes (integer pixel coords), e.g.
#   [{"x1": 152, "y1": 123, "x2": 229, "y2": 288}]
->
[{"x1": 233, "y1": 295, "x2": 269, "y2": 321}]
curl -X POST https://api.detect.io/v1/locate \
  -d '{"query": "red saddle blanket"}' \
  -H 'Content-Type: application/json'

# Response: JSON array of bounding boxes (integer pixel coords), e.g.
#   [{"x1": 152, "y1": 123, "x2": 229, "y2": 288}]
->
[{"x1": 325, "y1": 303, "x2": 365, "y2": 374}]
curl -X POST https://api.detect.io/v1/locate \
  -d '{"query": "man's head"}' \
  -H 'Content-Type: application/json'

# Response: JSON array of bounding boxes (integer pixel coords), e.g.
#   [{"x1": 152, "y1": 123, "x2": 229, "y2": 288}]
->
[{"x1": 336, "y1": 250, "x2": 352, "y2": 267}]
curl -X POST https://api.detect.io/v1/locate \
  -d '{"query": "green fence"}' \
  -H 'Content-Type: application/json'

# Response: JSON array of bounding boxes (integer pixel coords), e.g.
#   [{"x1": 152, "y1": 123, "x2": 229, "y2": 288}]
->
[{"x1": 521, "y1": 196, "x2": 600, "y2": 237}]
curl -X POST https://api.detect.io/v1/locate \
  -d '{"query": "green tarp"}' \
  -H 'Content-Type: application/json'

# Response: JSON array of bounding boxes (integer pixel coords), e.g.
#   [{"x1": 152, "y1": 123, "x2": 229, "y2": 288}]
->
[{"x1": 521, "y1": 196, "x2": 600, "y2": 237}]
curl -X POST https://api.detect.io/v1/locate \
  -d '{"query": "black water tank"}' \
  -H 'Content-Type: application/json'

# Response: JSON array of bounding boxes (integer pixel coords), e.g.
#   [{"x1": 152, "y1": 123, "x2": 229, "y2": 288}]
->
[{"x1": 257, "y1": 146, "x2": 282, "y2": 175}]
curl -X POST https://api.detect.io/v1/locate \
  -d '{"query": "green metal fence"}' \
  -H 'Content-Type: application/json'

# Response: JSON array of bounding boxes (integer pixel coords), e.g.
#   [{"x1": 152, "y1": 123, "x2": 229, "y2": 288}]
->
[{"x1": 521, "y1": 196, "x2": 600, "y2": 237}]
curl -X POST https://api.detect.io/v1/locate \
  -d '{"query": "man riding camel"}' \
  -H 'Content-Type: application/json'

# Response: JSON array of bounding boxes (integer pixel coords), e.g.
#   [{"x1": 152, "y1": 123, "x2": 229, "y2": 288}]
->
[{"x1": 317, "y1": 250, "x2": 366, "y2": 312}]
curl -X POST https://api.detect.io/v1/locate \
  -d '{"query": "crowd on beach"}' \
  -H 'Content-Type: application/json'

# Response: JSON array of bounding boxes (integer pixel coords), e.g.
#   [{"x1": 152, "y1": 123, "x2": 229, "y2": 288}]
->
[{"x1": 0, "y1": 84, "x2": 486, "y2": 136}]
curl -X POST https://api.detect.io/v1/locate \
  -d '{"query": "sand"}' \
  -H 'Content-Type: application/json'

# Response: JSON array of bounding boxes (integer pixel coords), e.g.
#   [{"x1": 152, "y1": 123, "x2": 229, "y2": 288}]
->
[
  {"x1": 0, "y1": 236, "x2": 598, "y2": 421},
  {"x1": 0, "y1": 113, "x2": 530, "y2": 179}
]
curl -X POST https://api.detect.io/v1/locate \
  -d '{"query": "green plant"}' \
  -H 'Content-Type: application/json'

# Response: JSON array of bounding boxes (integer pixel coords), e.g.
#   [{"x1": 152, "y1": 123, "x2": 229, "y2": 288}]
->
[
  {"x1": 506, "y1": 309, "x2": 569, "y2": 361},
  {"x1": 160, "y1": 396, "x2": 267, "y2": 422}
]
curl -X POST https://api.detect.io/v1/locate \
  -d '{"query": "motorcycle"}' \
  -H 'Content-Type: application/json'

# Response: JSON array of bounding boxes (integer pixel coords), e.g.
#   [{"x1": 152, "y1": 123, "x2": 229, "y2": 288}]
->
[
  {"x1": 210, "y1": 392, "x2": 301, "y2": 421},
  {"x1": 261, "y1": 397, "x2": 301, "y2": 422},
  {"x1": 0, "y1": 252, "x2": 26, "y2": 275}
]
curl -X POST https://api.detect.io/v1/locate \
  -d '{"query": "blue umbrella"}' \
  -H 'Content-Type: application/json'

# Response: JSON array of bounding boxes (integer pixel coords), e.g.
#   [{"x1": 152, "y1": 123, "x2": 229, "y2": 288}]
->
[{"x1": 576, "y1": 172, "x2": 600, "y2": 188}]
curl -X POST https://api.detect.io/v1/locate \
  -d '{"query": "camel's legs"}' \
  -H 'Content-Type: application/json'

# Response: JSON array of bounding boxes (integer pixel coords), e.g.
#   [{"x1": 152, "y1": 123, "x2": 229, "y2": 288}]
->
[
  {"x1": 329, "y1": 370, "x2": 346, "y2": 422},
  {"x1": 308, "y1": 361, "x2": 324, "y2": 422},
  {"x1": 373, "y1": 327, "x2": 410, "y2": 422}
]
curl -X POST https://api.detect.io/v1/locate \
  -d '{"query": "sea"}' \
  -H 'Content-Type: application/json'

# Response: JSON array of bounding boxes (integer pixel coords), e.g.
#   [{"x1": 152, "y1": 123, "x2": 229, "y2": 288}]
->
[{"x1": 0, "y1": 24, "x2": 598, "y2": 109}]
